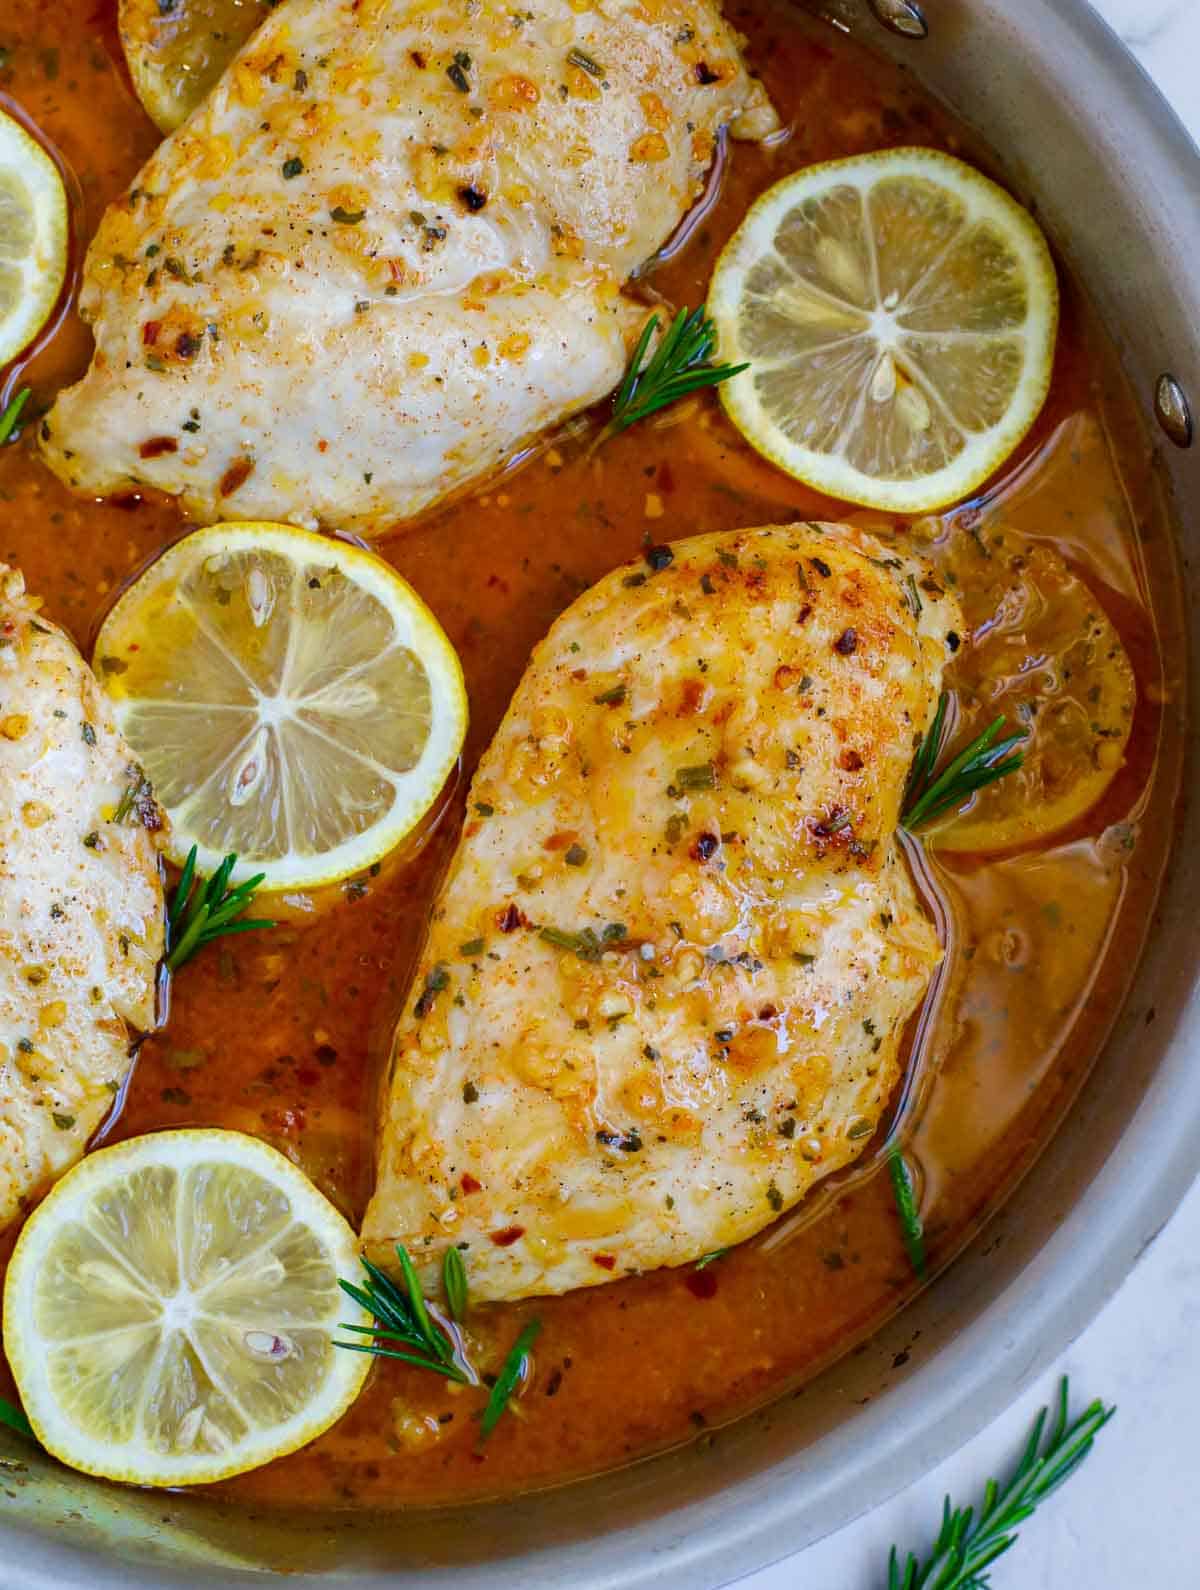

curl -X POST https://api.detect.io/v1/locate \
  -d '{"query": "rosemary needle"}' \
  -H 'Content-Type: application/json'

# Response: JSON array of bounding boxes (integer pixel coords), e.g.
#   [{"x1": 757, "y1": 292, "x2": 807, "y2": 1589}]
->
[
  {"x1": 0, "y1": 387, "x2": 31, "y2": 446},
  {"x1": 887, "y1": 1146, "x2": 926, "y2": 1278},
  {"x1": 443, "y1": 1245, "x2": 469, "y2": 1322},
  {"x1": 480, "y1": 1319, "x2": 542, "y2": 1443},
  {"x1": 887, "y1": 1377, "x2": 1115, "y2": 1590},
  {"x1": 165, "y1": 844, "x2": 275, "y2": 972},
  {"x1": 603, "y1": 306, "x2": 747, "y2": 439},
  {"x1": 0, "y1": 1395, "x2": 33, "y2": 1440},
  {"x1": 902, "y1": 693, "x2": 1025, "y2": 831}
]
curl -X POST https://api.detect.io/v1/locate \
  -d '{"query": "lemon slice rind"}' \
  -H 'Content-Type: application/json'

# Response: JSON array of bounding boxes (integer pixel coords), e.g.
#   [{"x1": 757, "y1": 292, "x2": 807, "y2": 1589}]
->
[
  {"x1": 0, "y1": 109, "x2": 69, "y2": 369},
  {"x1": 3, "y1": 1129, "x2": 370, "y2": 1487},
  {"x1": 709, "y1": 148, "x2": 1059, "y2": 513},
  {"x1": 94, "y1": 522, "x2": 468, "y2": 891}
]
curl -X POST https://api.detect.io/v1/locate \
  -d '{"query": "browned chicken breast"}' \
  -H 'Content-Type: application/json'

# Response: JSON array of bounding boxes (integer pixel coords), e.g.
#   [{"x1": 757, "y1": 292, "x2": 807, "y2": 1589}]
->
[
  {"x1": 41, "y1": 0, "x2": 776, "y2": 535},
  {"x1": 363, "y1": 522, "x2": 961, "y2": 1300},
  {"x1": 0, "y1": 568, "x2": 165, "y2": 1226}
]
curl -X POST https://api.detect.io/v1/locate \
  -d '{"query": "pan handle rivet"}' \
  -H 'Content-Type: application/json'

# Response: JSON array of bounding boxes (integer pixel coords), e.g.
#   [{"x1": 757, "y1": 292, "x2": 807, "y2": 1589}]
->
[
  {"x1": 869, "y1": 0, "x2": 929, "y2": 38},
  {"x1": 1155, "y1": 373, "x2": 1193, "y2": 448}
]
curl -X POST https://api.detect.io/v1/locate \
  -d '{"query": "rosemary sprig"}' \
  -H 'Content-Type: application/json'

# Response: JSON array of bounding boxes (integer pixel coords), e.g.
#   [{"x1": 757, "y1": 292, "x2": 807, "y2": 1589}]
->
[
  {"x1": 0, "y1": 387, "x2": 32, "y2": 446},
  {"x1": 888, "y1": 1378, "x2": 1114, "y2": 1590},
  {"x1": 334, "y1": 1245, "x2": 470, "y2": 1383},
  {"x1": 165, "y1": 844, "x2": 274, "y2": 971},
  {"x1": 480, "y1": 1319, "x2": 541, "y2": 1443},
  {"x1": 603, "y1": 306, "x2": 747, "y2": 438},
  {"x1": 0, "y1": 1395, "x2": 33, "y2": 1440},
  {"x1": 887, "y1": 1146, "x2": 926, "y2": 1277},
  {"x1": 694, "y1": 1247, "x2": 730, "y2": 1270},
  {"x1": 902, "y1": 694, "x2": 1025, "y2": 831}
]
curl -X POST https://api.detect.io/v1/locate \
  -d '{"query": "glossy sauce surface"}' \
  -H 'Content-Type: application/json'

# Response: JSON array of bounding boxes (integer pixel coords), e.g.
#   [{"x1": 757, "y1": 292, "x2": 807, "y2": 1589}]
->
[{"x1": 0, "y1": 0, "x2": 1183, "y2": 1507}]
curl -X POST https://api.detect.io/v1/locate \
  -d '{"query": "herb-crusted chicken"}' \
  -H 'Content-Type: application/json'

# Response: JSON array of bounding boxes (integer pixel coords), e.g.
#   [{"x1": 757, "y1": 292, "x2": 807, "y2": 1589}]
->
[
  {"x1": 0, "y1": 568, "x2": 165, "y2": 1227},
  {"x1": 41, "y1": 0, "x2": 776, "y2": 535},
  {"x1": 363, "y1": 523, "x2": 961, "y2": 1300}
]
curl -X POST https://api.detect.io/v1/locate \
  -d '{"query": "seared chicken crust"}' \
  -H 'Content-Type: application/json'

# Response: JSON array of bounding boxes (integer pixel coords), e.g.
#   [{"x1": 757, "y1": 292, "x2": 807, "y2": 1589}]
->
[
  {"x1": 0, "y1": 568, "x2": 165, "y2": 1227},
  {"x1": 41, "y1": 0, "x2": 776, "y2": 535},
  {"x1": 363, "y1": 523, "x2": 961, "y2": 1299}
]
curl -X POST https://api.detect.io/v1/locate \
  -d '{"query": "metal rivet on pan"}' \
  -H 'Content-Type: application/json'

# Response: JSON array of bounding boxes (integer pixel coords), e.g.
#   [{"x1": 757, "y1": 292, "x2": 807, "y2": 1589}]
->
[
  {"x1": 1155, "y1": 373, "x2": 1193, "y2": 448},
  {"x1": 868, "y1": 0, "x2": 929, "y2": 38}
]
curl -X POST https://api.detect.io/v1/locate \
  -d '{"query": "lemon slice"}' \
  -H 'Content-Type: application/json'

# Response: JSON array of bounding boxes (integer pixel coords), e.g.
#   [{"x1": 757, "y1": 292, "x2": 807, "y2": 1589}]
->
[
  {"x1": 708, "y1": 148, "x2": 1058, "y2": 512},
  {"x1": 94, "y1": 522, "x2": 467, "y2": 890},
  {"x1": 917, "y1": 522, "x2": 1135, "y2": 850},
  {"x1": 0, "y1": 109, "x2": 68, "y2": 368},
  {"x1": 3, "y1": 1129, "x2": 370, "y2": 1486},
  {"x1": 120, "y1": 0, "x2": 272, "y2": 133}
]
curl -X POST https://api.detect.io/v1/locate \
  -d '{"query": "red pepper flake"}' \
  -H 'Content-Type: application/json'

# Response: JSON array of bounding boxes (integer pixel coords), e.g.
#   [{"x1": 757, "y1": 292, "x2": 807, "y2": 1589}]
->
[
  {"x1": 461, "y1": 1172, "x2": 482, "y2": 1194},
  {"x1": 834, "y1": 627, "x2": 858, "y2": 655},
  {"x1": 490, "y1": 1225, "x2": 525, "y2": 1247},
  {"x1": 686, "y1": 1268, "x2": 718, "y2": 1299},
  {"x1": 592, "y1": 1253, "x2": 616, "y2": 1271},
  {"x1": 141, "y1": 319, "x2": 161, "y2": 346},
  {"x1": 839, "y1": 748, "x2": 864, "y2": 771},
  {"x1": 496, "y1": 902, "x2": 526, "y2": 933},
  {"x1": 138, "y1": 436, "x2": 178, "y2": 459},
  {"x1": 219, "y1": 455, "x2": 255, "y2": 497},
  {"x1": 679, "y1": 677, "x2": 705, "y2": 714},
  {"x1": 543, "y1": 831, "x2": 579, "y2": 852}
]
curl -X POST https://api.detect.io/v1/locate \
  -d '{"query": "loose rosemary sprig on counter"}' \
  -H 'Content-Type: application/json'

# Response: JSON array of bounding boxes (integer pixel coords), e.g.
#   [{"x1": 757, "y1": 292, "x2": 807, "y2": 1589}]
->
[
  {"x1": 165, "y1": 845, "x2": 274, "y2": 972},
  {"x1": 902, "y1": 693, "x2": 1025, "y2": 831},
  {"x1": 603, "y1": 306, "x2": 747, "y2": 438},
  {"x1": 0, "y1": 387, "x2": 32, "y2": 446},
  {"x1": 335, "y1": 1245, "x2": 470, "y2": 1383},
  {"x1": 887, "y1": 1378, "x2": 1115, "y2": 1590}
]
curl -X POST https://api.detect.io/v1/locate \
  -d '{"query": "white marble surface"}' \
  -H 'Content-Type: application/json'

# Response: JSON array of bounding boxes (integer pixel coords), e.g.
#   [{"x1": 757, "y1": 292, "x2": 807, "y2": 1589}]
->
[{"x1": 738, "y1": 4, "x2": 1200, "y2": 1587}]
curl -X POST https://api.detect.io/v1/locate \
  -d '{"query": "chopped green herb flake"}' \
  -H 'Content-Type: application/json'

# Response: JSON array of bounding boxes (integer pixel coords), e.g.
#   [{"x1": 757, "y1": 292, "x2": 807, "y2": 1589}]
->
[
  {"x1": 414, "y1": 963, "x2": 450, "y2": 1018},
  {"x1": 675, "y1": 762, "x2": 717, "y2": 791}
]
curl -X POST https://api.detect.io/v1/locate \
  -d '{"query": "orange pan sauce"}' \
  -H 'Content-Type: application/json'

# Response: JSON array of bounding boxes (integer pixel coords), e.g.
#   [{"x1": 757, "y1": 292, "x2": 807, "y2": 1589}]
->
[{"x1": 0, "y1": 0, "x2": 1183, "y2": 1508}]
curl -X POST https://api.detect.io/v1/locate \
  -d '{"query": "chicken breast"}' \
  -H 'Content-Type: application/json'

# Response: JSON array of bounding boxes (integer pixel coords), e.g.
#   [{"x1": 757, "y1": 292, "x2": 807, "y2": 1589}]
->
[
  {"x1": 40, "y1": 0, "x2": 777, "y2": 536},
  {"x1": 363, "y1": 523, "x2": 961, "y2": 1300},
  {"x1": 0, "y1": 567, "x2": 165, "y2": 1227}
]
